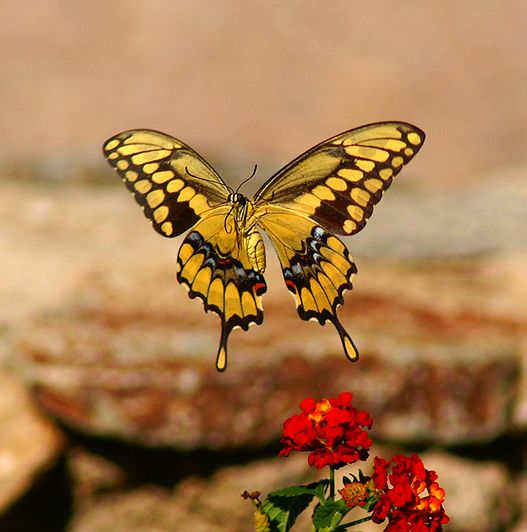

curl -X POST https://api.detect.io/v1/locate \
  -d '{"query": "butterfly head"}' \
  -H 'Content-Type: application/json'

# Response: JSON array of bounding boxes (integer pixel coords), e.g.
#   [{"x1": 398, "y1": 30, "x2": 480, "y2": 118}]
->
[{"x1": 228, "y1": 192, "x2": 247, "y2": 206}]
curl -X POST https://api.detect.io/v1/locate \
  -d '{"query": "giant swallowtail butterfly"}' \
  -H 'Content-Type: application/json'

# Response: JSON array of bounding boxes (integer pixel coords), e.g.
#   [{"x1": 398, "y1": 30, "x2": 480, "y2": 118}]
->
[{"x1": 103, "y1": 122, "x2": 425, "y2": 371}]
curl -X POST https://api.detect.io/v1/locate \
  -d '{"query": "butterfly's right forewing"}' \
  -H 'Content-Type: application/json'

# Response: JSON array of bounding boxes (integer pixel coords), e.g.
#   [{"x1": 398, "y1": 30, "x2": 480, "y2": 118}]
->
[{"x1": 103, "y1": 129, "x2": 230, "y2": 237}]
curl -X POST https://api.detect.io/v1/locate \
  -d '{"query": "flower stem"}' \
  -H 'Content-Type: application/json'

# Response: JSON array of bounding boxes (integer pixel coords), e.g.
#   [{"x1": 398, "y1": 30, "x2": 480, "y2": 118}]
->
[
  {"x1": 344, "y1": 515, "x2": 373, "y2": 527},
  {"x1": 329, "y1": 467, "x2": 335, "y2": 500}
]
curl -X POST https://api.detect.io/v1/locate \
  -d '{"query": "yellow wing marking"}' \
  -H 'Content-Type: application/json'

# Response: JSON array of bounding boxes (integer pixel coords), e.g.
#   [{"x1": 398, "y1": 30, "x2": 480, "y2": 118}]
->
[
  {"x1": 146, "y1": 189, "x2": 165, "y2": 209},
  {"x1": 153, "y1": 206, "x2": 169, "y2": 223},
  {"x1": 161, "y1": 221, "x2": 173, "y2": 236}
]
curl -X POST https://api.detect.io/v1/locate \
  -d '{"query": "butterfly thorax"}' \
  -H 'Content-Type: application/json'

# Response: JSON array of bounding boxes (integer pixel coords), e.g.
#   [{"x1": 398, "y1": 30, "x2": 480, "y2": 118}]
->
[{"x1": 227, "y1": 192, "x2": 266, "y2": 274}]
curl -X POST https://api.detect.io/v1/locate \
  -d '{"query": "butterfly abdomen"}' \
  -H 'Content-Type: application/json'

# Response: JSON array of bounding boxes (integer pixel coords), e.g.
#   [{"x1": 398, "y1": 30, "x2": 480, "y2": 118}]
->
[
  {"x1": 230, "y1": 197, "x2": 267, "y2": 275},
  {"x1": 246, "y1": 229, "x2": 266, "y2": 274}
]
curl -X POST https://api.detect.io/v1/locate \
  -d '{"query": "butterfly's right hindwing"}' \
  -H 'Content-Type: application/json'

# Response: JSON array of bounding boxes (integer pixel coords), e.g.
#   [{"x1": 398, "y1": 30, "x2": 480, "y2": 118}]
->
[
  {"x1": 176, "y1": 209, "x2": 267, "y2": 371},
  {"x1": 103, "y1": 129, "x2": 230, "y2": 237}
]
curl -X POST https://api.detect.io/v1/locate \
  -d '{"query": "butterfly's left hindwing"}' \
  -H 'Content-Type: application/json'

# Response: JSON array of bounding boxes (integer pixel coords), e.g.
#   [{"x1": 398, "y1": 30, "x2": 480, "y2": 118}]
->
[
  {"x1": 258, "y1": 208, "x2": 358, "y2": 361},
  {"x1": 176, "y1": 209, "x2": 267, "y2": 371},
  {"x1": 103, "y1": 129, "x2": 230, "y2": 237}
]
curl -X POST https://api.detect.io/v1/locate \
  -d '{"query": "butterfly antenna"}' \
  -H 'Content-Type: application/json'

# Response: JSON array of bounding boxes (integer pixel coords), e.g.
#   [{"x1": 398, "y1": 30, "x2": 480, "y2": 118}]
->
[
  {"x1": 235, "y1": 164, "x2": 258, "y2": 193},
  {"x1": 185, "y1": 166, "x2": 234, "y2": 193}
]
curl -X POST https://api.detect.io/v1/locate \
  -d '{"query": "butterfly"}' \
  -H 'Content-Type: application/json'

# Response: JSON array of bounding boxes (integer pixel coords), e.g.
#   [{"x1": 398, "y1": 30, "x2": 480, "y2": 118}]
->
[{"x1": 103, "y1": 122, "x2": 425, "y2": 371}]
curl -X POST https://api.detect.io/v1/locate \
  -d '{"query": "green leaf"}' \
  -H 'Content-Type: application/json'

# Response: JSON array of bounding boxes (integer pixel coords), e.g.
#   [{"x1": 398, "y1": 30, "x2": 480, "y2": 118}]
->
[
  {"x1": 312, "y1": 479, "x2": 331, "y2": 500},
  {"x1": 312, "y1": 499, "x2": 350, "y2": 532},
  {"x1": 261, "y1": 494, "x2": 312, "y2": 532},
  {"x1": 268, "y1": 480, "x2": 329, "y2": 499},
  {"x1": 261, "y1": 480, "x2": 329, "y2": 532}
]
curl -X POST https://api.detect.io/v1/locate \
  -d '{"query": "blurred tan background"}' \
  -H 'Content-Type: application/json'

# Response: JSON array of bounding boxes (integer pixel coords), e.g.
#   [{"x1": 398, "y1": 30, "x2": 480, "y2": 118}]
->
[
  {"x1": 3, "y1": 0, "x2": 527, "y2": 185},
  {"x1": 2, "y1": 2, "x2": 527, "y2": 531}
]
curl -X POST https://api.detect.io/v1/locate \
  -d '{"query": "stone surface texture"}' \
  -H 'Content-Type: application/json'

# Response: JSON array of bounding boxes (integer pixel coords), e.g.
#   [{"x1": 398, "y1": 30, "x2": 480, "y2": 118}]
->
[
  {"x1": 4, "y1": 181, "x2": 526, "y2": 449},
  {"x1": 0, "y1": 370, "x2": 64, "y2": 512}
]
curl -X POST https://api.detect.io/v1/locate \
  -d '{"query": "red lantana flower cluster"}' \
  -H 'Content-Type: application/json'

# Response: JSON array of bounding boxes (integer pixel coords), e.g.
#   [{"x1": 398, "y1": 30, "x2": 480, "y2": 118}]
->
[
  {"x1": 369, "y1": 454, "x2": 449, "y2": 531},
  {"x1": 278, "y1": 392, "x2": 373, "y2": 469},
  {"x1": 252, "y1": 392, "x2": 450, "y2": 531}
]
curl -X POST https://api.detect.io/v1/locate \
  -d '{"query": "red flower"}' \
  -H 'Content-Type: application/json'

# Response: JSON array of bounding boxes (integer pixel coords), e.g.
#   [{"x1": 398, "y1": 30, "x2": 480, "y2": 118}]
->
[
  {"x1": 278, "y1": 392, "x2": 372, "y2": 469},
  {"x1": 338, "y1": 481, "x2": 368, "y2": 508},
  {"x1": 372, "y1": 456, "x2": 389, "y2": 489},
  {"x1": 372, "y1": 493, "x2": 393, "y2": 522},
  {"x1": 371, "y1": 454, "x2": 449, "y2": 531}
]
